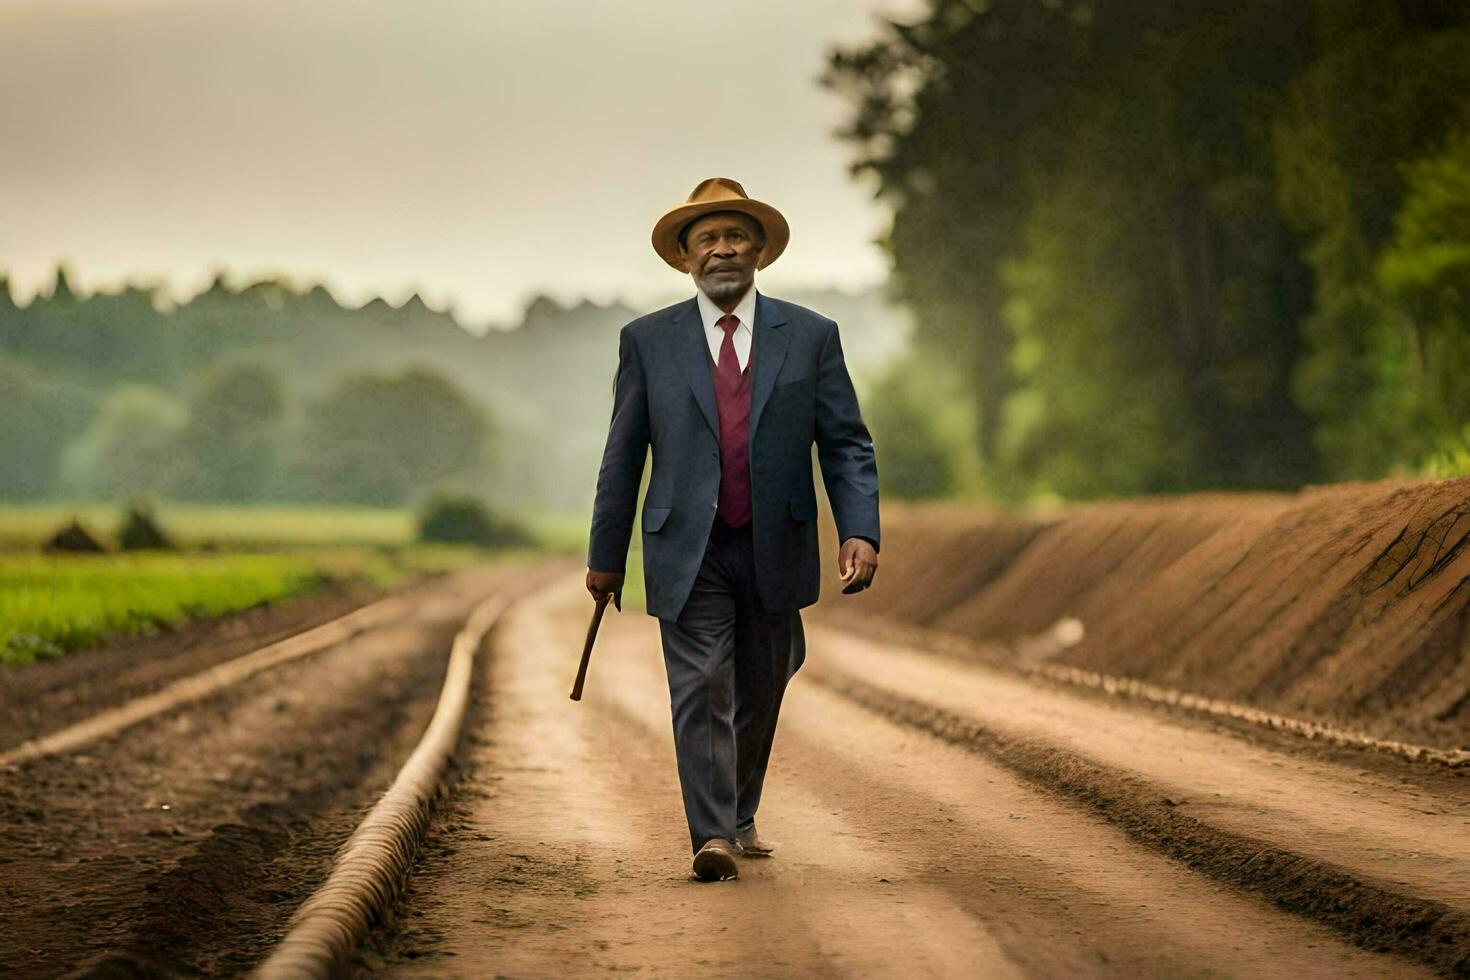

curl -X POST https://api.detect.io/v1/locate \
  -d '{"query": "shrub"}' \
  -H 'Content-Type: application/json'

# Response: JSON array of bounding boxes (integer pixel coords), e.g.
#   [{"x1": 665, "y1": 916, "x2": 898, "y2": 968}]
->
[
  {"x1": 416, "y1": 493, "x2": 534, "y2": 549},
  {"x1": 118, "y1": 502, "x2": 176, "y2": 551},
  {"x1": 44, "y1": 518, "x2": 106, "y2": 553}
]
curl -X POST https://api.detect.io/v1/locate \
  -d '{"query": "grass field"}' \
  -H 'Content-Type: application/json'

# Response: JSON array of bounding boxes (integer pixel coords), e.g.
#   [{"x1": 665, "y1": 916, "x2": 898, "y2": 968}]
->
[
  {"x1": 0, "y1": 501, "x2": 586, "y2": 667},
  {"x1": 0, "y1": 545, "x2": 519, "y2": 667},
  {"x1": 0, "y1": 502, "x2": 591, "y2": 553},
  {"x1": 1, "y1": 552, "x2": 323, "y2": 665}
]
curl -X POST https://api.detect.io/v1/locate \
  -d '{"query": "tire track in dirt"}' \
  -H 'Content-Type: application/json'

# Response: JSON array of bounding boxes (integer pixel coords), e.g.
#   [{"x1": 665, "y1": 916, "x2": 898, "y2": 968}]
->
[
  {"x1": 0, "y1": 577, "x2": 386, "y2": 751},
  {"x1": 369, "y1": 574, "x2": 1435, "y2": 978},
  {"x1": 805, "y1": 626, "x2": 1470, "y2": 908},
  {"x1": 0, "y1": 562, "x2": 565, "y2": 978},
  {"x1": 810, "y1": 666, "x2": 1469, "y2": 977}
]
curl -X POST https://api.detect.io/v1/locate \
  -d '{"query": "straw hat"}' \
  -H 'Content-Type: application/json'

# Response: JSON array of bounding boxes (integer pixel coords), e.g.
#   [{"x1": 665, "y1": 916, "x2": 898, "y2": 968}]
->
[{"x1": 651, "y1": 177, "x2": 789, "y2": 273}]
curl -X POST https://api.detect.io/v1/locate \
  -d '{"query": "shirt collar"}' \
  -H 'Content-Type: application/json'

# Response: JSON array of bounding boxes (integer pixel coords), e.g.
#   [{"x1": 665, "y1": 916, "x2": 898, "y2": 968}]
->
[{"x1": 695, "y1": 283, "x2": 757, "y2": 334}]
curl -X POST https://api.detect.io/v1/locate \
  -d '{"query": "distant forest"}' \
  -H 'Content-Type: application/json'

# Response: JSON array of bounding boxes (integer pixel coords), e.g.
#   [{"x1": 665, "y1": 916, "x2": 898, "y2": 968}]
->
[
  {"x1": 9, "y1": 3, "x2": 1470, "y2": 511},
  {"x1": 0, "y1": 270, "x2": 908, "y2": 510},
  {"x1": 826, "y1": 0, "x2": 1470, "y2": 499}
]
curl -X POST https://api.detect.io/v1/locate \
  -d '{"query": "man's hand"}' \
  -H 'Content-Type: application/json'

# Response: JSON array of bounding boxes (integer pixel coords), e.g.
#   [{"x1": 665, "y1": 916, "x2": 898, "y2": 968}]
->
[
  {"x1": 586, "y1": 569, "x2": 624, "y2": 611},
  {"x1": 837, "y1": 538, "x2": 878, "y2": 594}
]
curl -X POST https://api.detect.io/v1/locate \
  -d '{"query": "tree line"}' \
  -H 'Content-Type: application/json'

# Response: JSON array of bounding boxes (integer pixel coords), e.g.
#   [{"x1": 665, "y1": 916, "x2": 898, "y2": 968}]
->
[
  {"x1": 827, "y1": 0, "x2": 1470, "y2": 499},
  {"x1": 0, "y1": 273, "x2": 496, "y2": 505}
]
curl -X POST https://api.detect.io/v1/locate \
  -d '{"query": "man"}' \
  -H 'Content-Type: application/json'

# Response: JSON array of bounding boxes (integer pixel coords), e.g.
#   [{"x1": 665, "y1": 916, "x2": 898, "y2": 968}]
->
[{"x1": 586, "y1": 177, "x2": 880, "y2": 882}]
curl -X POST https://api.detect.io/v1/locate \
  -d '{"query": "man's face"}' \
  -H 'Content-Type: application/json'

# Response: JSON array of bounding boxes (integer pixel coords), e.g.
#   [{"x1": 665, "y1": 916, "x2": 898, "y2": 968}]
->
[{"x1": 679, "y1": 211, "x2": 765, "y2": 302}]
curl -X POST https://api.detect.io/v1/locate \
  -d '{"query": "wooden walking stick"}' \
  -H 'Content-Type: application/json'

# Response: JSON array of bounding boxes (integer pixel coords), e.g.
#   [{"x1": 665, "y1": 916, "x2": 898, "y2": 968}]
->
[{"x1": 570, "y1": 590, "x2": 617, "y2": 701}]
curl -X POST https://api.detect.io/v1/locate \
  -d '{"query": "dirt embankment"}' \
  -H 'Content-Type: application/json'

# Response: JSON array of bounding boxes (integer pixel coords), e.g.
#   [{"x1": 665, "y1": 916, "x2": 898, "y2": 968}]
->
[{"x1": 831, "y1": 477, "x2": 1470, "y2": 750}]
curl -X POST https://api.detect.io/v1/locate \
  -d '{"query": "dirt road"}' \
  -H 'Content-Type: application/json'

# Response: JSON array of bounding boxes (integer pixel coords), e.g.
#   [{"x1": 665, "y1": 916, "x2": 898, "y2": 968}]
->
[
  {"x1": 0, "y1": 561, "x2": 559, "y2": 978},
  {"x1": 368, "y1": 575, "x2": 1468, "y2": 978},
  {"x1": 3, "y1": 563, "x2": 1464, "y2": 977}
]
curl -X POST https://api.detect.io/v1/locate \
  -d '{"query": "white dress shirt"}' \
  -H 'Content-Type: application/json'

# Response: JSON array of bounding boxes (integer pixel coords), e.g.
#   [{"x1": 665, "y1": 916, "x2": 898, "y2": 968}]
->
[{"x1": 695, "y1": 284, "x2": 755, "y2": 372}]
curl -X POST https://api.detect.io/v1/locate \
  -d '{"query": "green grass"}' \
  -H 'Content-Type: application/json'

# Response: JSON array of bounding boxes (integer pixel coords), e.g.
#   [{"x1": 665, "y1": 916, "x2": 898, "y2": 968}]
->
[
  {"x1": 0, "y1": 501, "x2": 585, "y2": 666},
  {"x1": 0, "y1": 503, "x2": 417, "y2": 551},
  {"x1": 0, "y1": 551, "x2": 325, "y2": 666},
  {"x1": 0, "y1": 544, "x2": 539, "y2": 667},
  {"x1": 0, "y1": 501, "x2": 593, "y2": 553},
  {"x1": 0, "y1": 549, "x2": 546, "y2": 669}
]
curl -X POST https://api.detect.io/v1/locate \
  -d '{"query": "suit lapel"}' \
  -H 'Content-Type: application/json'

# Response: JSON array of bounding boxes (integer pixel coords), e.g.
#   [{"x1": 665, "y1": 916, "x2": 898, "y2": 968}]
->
[
  {"x1": 748, "y1": 292, "x2": 788, "y2": 443},
  {"x1": 678, "y1": 290, "x2": 788, "y2": 444},
  {"x1": 674, "y1": 297, "x2": 720, "y2": 440}
]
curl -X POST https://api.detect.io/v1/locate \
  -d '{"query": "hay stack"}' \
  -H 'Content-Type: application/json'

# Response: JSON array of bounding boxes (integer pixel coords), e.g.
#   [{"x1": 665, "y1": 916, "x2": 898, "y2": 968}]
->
[
  {"x1": 118, "y1": 507, "x2": 175, "y2": 550},
  {"x1": 44, "y1": 519, "x2": 106, "y2": 553}
]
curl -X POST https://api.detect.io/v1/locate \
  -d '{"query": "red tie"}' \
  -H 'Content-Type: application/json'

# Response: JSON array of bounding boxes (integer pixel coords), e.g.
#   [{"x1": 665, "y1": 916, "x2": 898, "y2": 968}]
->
[
  {"x1": 712, "y1": 313, "x2": 752, "y2": 527},
  {"x1": 715, "y1": 314, "x2": 741, "y2": 389}
]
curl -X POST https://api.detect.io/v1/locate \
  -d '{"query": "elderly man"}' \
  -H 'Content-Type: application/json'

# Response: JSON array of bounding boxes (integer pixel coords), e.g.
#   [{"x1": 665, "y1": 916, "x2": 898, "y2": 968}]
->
[{"x1": 586, "y1": 177, "x2": 880, "y2": 882}]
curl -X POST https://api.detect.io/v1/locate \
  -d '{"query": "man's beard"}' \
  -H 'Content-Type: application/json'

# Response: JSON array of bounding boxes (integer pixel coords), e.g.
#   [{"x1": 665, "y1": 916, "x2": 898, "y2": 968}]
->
[{"x1": 699, "y1": 274, "x2": 752, "y2": 302}]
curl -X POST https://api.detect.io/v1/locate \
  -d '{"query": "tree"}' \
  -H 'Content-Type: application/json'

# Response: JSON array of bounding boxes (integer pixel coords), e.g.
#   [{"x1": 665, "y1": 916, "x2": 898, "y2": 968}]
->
[
  {"x1": 1276, "y1": 23, "x2": 1470, "y2": 476},
  {"x1": 997, "y1": 179, "x2": 1203, "y2": 498},
  {"x1": 864, "y1": 351, "x2": 971, "y2": 499},
  {"x1": 827, "y1": 0, "x2": 1470, "y2": 497},
  {"x1": 60, "y1": 385, "x2": 188, "y2": 499},
  {"x1": 170, "y1": 360, "x2": 287, "y2": 501},
  {"x1": 0, "y1": 359, "x2": 93, "y2": 498},
  {"x1": 294, "y1": 367, "x2": 492, "y2": 506},
  {"x1": 1377, "y1": 129, "x2": 1470, "y2": 471}
]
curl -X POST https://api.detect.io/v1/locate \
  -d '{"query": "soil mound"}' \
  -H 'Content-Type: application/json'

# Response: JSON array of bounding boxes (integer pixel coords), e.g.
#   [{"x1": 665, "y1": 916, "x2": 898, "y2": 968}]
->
[
  {"x1": 829, "y1": 478, "x2": 1470, "y2": 750},
  {"x1": 44, "y1": 519, "x2": 106, "y2": 553},
  {"x1": 118, "y1": 507, "x2": 175, "y2": 550}
]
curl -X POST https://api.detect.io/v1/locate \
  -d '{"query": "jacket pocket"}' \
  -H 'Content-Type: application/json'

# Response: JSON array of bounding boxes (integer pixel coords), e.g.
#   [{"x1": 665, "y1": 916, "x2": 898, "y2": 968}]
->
[
  {"x1": 643, "y1": 506, "x2": 672, "y2": 533},
  {"x1": 775, "y1": 372, "x2": 814, "y2": 388}
]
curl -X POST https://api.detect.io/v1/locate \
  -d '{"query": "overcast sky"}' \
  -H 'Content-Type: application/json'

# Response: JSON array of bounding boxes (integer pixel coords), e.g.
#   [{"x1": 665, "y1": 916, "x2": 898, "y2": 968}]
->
[{"x1": 0, "y1": 0, "x2": 920, "y2": 328}]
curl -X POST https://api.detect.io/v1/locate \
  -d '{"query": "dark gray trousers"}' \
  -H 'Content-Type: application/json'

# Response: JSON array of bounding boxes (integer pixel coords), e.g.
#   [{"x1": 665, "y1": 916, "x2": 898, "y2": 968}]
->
[{"x1": 658, "y1": 515, "x2": 805, "y2": 853}]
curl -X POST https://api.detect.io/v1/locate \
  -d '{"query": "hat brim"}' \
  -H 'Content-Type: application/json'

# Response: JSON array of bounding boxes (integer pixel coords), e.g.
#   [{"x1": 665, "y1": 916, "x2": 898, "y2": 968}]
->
[{"x1": 651, "y1": 199, "x2": 789, "y2": 273}]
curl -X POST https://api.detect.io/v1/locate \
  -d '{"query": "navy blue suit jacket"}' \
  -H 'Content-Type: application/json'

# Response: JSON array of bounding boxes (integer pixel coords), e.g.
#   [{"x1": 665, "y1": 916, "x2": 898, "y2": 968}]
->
[{"x1": 588, "y1": 291, "x2": 880, "y2": 621}]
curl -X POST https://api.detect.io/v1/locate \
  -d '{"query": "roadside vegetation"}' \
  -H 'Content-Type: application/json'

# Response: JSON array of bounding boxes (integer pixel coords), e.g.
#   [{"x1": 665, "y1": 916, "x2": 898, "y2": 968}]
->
[
  {"x1": 0, "y1": 500, "x2": 578, "y2": 667},
  {"x1": 0, "y1": 502, "x2": 417, "y2": 550},
  {"x1": 2, "y1": 551, "x2": 322, "y2": 666},
  {"x1": 826, "y1": 2, "x2": 1470, "y2": 500}
]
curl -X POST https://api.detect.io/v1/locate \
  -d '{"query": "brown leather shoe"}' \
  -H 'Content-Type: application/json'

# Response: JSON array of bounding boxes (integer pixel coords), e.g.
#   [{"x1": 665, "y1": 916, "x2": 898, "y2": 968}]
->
[
  {"x1": 692, "y1": 838, "x2": 739, "y2": 881},
  {"x1": 735, "y1": 823, "x2": 777, "y2": 857}
]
